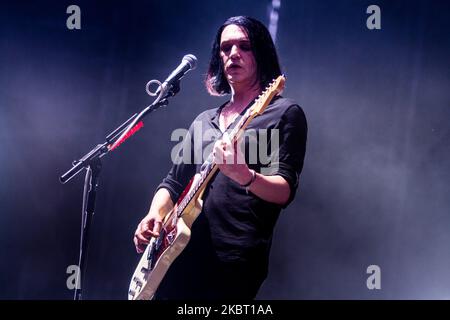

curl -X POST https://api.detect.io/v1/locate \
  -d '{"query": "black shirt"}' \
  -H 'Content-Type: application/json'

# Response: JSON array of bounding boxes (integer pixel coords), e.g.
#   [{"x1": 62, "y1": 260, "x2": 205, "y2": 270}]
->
[{"x1": 156, "y1": 96, "x2": 307, "y2": 269}]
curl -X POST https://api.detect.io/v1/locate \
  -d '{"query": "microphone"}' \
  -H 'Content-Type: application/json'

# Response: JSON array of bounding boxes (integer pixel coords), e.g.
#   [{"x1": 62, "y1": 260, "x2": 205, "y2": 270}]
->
[{"x1": 157, "y1": 54, "x2": 197, "y2": 98}]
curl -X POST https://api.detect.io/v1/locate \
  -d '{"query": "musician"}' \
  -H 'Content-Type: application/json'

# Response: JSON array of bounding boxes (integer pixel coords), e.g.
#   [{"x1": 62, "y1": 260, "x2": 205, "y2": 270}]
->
[{"x1": 133, "y1": 16, "x2": 307, "y2": 299}]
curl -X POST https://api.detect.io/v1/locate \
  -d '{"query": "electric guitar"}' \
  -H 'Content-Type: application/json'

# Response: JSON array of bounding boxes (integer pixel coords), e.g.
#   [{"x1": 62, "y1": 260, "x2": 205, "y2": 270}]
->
[{"x1": 128, "y1": 75, "x2": 286, "y2": 300}]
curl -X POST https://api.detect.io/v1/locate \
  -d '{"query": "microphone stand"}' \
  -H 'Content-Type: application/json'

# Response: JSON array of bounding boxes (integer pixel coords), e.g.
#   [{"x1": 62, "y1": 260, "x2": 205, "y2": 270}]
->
[{"x1": 60, "y1": 82, "x2": 178, "y2": 300}]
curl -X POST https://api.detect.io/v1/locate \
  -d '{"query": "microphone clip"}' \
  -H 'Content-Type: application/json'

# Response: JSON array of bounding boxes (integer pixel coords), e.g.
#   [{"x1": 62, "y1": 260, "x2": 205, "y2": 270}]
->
[{"x1": 145, "y1": 79, "x2": 180, "y2": 100}]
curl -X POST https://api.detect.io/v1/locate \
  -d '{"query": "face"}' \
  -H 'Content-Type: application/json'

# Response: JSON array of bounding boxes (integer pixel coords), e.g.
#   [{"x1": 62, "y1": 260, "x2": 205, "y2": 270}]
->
[{"x1": 220, "y1": 24, "x2": 258, "y2": 90}]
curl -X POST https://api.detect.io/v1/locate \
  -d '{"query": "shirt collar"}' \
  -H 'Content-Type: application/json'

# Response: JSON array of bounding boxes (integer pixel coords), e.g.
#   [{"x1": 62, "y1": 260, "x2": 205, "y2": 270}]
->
[{"x1": 210, "y1": 96, "x2": 258, "y2": 129}]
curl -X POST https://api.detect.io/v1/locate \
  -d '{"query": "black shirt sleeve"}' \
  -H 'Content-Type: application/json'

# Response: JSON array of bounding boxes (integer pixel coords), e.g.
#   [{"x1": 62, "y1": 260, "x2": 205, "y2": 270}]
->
[{"x1": 265, "y1": 104, "x2": 308, "y2": 207}]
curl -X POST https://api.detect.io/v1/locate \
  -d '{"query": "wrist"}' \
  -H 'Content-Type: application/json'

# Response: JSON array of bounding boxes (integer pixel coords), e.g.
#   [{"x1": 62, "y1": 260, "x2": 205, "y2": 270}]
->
[
  {"x1": 241, "y1": 169, "x2": 256, "y2": 187},
  {"x1": 148, "y1": 209, "x2": 166, "y2": 220}
]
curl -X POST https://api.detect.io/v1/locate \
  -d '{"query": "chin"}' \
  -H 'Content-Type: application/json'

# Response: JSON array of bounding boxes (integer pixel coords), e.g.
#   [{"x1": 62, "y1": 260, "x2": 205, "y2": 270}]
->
[{"x1": 227, "y1": 74, "x2": 245, "y2": 83}]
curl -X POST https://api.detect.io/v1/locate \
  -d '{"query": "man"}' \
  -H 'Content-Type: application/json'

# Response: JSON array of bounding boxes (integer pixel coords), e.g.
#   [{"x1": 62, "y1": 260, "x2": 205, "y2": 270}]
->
[{"x1": 133, "y1": 16, "x2": 307, "y2": 299}]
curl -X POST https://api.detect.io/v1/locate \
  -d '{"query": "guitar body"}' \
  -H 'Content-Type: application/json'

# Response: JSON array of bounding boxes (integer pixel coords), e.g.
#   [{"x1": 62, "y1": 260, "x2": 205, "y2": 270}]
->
[{"x1": 128, "y1": 175, "x2": 204, "y2": 300}]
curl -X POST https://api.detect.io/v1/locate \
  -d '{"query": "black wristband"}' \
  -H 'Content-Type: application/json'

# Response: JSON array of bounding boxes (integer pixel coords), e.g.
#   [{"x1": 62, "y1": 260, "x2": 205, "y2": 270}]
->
[{"x1": 241, "y1": 169, "x2": 256, "y2": 187}]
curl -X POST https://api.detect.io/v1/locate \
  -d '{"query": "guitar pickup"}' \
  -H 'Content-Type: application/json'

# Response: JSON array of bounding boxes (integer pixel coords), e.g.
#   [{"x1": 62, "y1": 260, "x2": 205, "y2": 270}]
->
[{"x1": 133, "y1": 277, "x2": 143, "y2": 287}]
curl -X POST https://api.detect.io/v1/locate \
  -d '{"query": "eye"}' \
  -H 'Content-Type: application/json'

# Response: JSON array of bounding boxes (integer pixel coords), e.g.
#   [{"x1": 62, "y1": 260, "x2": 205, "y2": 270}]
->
[
  {"x1": 239, "y1": 43, "x2": 251, "y2": 51},
  {"x1": 220, "y1": 44, "x2": 232, "y2": 53}
]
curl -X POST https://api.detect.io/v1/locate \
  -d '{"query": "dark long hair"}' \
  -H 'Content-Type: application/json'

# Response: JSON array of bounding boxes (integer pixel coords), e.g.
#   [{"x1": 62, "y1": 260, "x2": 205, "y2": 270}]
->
[{"x1": 205, "y1": 16, "x2": 282, "y2": 96}]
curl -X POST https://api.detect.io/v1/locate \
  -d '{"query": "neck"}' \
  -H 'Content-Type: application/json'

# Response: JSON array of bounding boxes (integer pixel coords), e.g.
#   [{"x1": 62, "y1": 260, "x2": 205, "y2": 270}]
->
[{"x1": 229, "y1": 82, "x2": 261, "y2": 109}]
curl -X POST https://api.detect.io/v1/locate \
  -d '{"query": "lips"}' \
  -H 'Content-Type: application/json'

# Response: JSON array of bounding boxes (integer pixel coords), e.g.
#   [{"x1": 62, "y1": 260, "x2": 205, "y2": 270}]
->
[{"x1": 227, "y1": 63, "x2": 242, "y2": 71}]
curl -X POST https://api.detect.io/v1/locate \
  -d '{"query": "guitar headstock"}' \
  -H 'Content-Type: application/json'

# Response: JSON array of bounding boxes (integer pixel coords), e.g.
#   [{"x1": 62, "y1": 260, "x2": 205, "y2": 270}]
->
[{"x1": 251, "y1": 75, "x2": 286, "y2": 116}]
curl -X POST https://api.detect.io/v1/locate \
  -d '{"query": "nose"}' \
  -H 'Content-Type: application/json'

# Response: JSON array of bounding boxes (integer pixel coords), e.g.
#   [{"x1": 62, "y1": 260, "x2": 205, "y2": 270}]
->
[{"x1": 229, "y1": 44, "x2": 240, "y2": 58}]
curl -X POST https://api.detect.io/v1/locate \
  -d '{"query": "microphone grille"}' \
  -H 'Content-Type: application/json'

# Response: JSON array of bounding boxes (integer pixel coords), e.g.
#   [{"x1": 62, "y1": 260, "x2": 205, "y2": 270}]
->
[{"x1": 183, "y1": 54, "x2": 198, "y2": 70}]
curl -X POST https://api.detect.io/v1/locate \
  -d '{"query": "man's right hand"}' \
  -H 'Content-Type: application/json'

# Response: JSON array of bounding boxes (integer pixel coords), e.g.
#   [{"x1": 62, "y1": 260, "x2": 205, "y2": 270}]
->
[
  {"x1": 133, "y1": 214, "x2": 163, "y2": 254},
  {"x1": 133, "y1": 188, "x2": 173, "y2": 254}
]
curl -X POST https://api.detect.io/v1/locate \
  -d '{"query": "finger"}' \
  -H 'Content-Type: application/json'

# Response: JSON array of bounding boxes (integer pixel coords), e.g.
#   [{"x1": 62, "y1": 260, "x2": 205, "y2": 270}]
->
[
  {"x1": 223, "y1": 132, "x2": 231, "y2": 146},
  {"x1": 223, "y1": 151, "x2": 232, "y2": 164},
  {"x1": 139, "y1": 218, "x2": 151, "y2": 231},
  {"x1": 222, "y1": 139, "x2": 227, "y2": 151},
  {"x1": 139, "y1": 219, "x2": 159, "y2": 237},
  {"x1": 213, "y1": 143, "x2": 225, "y2": 164},
  {"x1": 234, "y1": 138, "x2": 245, "y2": 164},
  {"x1": 213, "y1": 139, "x2": 223, "y2": 153},
  {"x1": 142, "y1": 229, "x2": 154, "y2": 237},
  {"x1": 224, "y1": 146, "x2": 234, "y2": 165},
  {"x1": 234, "y1": 135, "x2": 243, "y2": 153},
  {"x1": 223, "y1": 133, "x2": 235, "y2": 164},
  {"x1": 152, "y1": 220, "x2": 162, "y2": 236},
  {"x1": 134, "y1": 236, "x2": 146, "y2": 254},
  {"x1": 136, "y1": 243, "x2": 145, "y2": 254},
  {"x1": 140, "y1": 220, "x2": 151, "y2": 233},
  {"x1": 135, "y1": 232, "x2": 150, "y2": 244}
]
